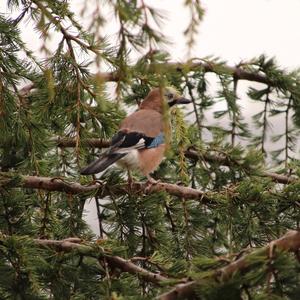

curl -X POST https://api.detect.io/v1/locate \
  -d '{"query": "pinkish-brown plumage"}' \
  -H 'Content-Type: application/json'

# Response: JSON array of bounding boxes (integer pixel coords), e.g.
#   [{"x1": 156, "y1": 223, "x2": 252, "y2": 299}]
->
[
  {"x1": 138, "y1": 144, "x2": 166, "y2": 176},
  {"x1": 120, "y1": 109, "x2": 163, "y2": 138},
  {"x1": 117, "y1": 89, "x2": 166, "y2": 181},
  {"x1": 139, "y1": 88, "x2": 165, "y2": 113},
  {"x1": 80, "y1": 87, "x2": 190, "y2": 183}
]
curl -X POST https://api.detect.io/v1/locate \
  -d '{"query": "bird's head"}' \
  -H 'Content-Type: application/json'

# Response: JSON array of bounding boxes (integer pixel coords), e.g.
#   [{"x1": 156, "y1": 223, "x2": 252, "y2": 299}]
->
[
  {"x1": 163, "y1": 86, "x2": 191, "y2": 107},
  {"x1": 139, "y1": 87, "x2": 191, "y2": 113}
]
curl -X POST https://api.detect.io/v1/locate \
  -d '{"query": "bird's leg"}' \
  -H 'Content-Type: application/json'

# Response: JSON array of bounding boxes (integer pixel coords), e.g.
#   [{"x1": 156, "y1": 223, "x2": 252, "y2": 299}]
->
[{"x1": 127, "y1": 169, "x2": 134, "y2": 190}]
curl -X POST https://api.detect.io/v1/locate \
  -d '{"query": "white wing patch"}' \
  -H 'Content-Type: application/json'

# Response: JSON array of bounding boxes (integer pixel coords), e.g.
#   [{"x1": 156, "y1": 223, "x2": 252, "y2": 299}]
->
[{"x1": 115, "y1": 138, "x2": 146, "y2": 153}]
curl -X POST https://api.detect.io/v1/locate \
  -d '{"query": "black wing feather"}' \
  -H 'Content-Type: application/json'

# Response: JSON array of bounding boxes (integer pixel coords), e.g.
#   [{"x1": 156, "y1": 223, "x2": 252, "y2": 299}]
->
[
  {"x1": 80, "y1": 131, "x2": 157, "y2": 175},
  {"x1": 110, "y1": 131, "x2": 154, "y2": 150}
]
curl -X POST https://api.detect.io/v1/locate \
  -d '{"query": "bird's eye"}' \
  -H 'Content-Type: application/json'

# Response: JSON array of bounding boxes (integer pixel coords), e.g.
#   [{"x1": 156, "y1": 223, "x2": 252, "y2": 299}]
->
[{"x1": 167, "y1": 93, "x2": 173, "y2": 100}]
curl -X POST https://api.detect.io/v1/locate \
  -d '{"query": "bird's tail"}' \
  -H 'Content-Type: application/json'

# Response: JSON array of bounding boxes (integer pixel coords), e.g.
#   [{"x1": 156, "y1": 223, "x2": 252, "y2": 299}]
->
[{"x1": 80, "y1": 153, "x2": 126, "y2": 175}]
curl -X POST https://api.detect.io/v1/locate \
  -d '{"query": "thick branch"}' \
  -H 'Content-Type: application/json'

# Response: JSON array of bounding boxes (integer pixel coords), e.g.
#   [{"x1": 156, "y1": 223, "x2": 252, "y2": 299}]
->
[
  {"x1": 0, "y1": 173, "x2": 211, "y2": 202},
  {"x1": 159, "y1": 230, "x2": 300, "y2": 300},
  {"x1": 22, "y1": 175, "x2": 102, "y2": 194},
  {"x1": 34, "y1": 237, "x2": 168, "y2": 285},
  {"x1": 262, "y1": 171, "x2": 296, "y2": 184}
]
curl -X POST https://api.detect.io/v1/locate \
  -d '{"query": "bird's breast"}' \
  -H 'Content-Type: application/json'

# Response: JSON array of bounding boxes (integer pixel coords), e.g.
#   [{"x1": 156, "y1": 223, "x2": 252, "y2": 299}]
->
[
  {"x1": 116, "y1": 144, "x2": 166, "y2": 176},
  {"x1": 116, "y1": 150, "x2": 140, "y2": 170}
]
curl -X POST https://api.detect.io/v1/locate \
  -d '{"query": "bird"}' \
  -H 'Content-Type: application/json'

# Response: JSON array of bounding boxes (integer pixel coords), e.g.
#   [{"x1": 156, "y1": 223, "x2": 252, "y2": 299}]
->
[{"x1": 80, "y1": 87, "x2": 190, "y2": 183}]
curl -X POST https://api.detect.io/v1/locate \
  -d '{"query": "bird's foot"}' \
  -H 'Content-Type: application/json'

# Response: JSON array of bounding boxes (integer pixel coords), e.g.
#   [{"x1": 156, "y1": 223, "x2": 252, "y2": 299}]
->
[
  {"x1": 145, "y1": 176, "x2": 160, "y2": 193},
  {"x1": 146, "y1": 175, "x2": 159, "y2": 185}
]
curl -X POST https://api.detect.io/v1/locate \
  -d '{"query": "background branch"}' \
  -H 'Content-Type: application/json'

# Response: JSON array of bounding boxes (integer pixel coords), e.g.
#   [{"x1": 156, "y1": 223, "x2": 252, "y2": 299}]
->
[
  {"x1": 159, "y1": 230, "x2": 300, "y2": 300},
  {"x1": 54, "y1": 138, "x2": 297, "y2": 184},
  {"x1": 15, "y1": 60, "x2": 276, "y2": 95},
  {"x1": 95, "y1": 61, "x2": 273, "y2": 85},
  {"x1": 34, "y1": 237, "x2": 169, "y2": 285},
  {"x1": 184, "y1": 149, "x2": 297, "y2": 184}
]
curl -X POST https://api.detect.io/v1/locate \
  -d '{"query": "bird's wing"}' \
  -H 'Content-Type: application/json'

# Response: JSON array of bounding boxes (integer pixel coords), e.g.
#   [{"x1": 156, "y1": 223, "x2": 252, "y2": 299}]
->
[
  {"x1": 109, "y1": 130, "x2": 165, "y2": 154},
  {"x1": 107, "y1": 108, "x2": 165, "y2": 154},
  {"x1": 80, "y1": 152, "x2": 126, "y2": 175},
  {"x1": 80, "y1": 109, "x2": 165, "y2": 175},
  {"x1": 120, "y1": 109, "x2": 163, "y2": 137},
  {"x1": 80, "y1": 130, "x2": 165, "y2": 175}
]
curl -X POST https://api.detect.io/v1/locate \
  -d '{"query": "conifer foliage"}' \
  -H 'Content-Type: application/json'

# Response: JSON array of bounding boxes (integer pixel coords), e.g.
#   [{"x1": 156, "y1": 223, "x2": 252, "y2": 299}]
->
[{"x1": 0, "y1": 1, "x2": 300, "y2": 299}]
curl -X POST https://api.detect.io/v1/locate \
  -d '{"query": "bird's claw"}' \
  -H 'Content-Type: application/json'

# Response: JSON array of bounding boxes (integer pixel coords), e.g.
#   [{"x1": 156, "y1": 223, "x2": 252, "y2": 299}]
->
[
  {"x1": 146, "y1": 175, "x2": 160, "y2": 184},
  {"x1": 145, "y1": 176, "x2": 160, "y2": 193}
]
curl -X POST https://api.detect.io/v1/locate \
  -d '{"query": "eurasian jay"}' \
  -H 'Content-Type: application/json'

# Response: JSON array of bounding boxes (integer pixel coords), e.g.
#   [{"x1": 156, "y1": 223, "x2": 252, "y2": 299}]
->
[{"x1": 80, "y1": 87, "x2": 190, "y2": 183}]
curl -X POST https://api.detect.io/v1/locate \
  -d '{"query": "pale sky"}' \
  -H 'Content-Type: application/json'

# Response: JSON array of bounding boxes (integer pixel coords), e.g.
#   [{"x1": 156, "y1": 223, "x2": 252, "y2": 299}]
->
[
  {"x1": 2, "y1": 0, "x2": 300, "y2": 68},
  {"x1": 115, "y1": 0, "x2": 300, "y2": 69},
  {"x1": 147, "y1": 0, "x2": 300, "y2": 69},
  {"x1": 185, "y1": 0, "x2": 300, "y2": 69},
  {"x1": 1, "y1": 0, "x2": 299, "y2": 234}
]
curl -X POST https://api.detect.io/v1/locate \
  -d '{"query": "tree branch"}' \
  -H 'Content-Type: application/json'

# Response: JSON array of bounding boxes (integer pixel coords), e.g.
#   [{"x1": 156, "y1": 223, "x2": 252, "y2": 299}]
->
[
  {"x1": 158, "y1": 230, "x2": 300, "y2": 300},
  {"x1": 35, "y1": 231, "x2": 300, "y2": 294},
  {"x1": 20, "y1": 59, "x2": 277, "y2": 96},
  {"x1": 96, "y1": 61, "x2": 272, "y2": 85},
  {"x1": 262, "y1": 171, "x2": 296, "y2": 184},
  {"x1": 185, "y1": 149, "x2": 297, "y2": 184},
  {"x1": 105, "y1": 255, "x2": 169, "y2": 285},
  {"x1": 0, "y1": 173, "x2": 211, "y2": 202},
  {"x1": 22, "y1": 175, "x2": 102, "y2": 194},
  {"x1": 34, "y1": 237, "x2": 169, "y2": 285},
  {"x1": 54, "y1": 138, "x2": 297, "y2": 184}
]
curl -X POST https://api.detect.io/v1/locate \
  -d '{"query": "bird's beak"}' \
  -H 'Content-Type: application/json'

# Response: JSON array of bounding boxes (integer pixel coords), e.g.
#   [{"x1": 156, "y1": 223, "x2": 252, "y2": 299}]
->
[
  {"x1": 175, "y1": 97, "x2": 191, "y2": 104},
  {"x1": 168, "y1": 96, "x2": 191, "y2": 107}
]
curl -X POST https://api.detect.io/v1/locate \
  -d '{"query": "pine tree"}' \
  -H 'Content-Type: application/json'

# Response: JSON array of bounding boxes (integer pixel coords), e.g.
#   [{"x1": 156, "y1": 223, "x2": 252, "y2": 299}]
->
[{"x1": 0, "y1": 1, "x2": 300, "y2": 299}]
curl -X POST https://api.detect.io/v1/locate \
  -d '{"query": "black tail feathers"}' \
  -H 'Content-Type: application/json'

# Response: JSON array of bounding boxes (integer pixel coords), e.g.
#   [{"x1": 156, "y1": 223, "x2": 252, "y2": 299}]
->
[{"x1": 80, "y1": 153, "x2": 126, "y2": 175}]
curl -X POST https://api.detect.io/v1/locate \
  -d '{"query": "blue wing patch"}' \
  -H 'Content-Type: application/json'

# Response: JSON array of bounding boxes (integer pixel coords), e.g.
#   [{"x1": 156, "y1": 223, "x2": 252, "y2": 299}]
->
[
  {"x1": 146, "y1": 132, "x2": 164, "y2": 149},
  {"x1": 110, "y1": 130, "x2": 164, "y2": 151}
]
